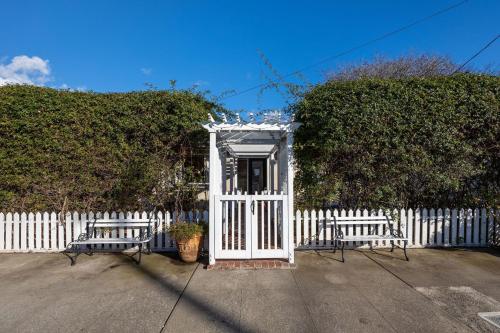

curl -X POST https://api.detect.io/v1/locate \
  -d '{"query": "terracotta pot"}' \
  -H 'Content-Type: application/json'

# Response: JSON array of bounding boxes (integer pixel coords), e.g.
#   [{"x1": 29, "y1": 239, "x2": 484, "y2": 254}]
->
[{"x1": 176, "y1": 234, "x2": 203, "y2": 263}]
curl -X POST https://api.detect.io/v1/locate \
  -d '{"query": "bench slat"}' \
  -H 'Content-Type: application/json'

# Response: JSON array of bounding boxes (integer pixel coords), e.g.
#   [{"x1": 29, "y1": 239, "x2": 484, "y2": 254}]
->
[
  {"x1": 329, "y1": 221, "x2": 391, "y2": 225},
  {"x1": 90, "y1": 219, "x2": 152, "y2": 223},
  {"x1": 72, "y1": 238, "x2": 151, "y2": 244},
  {"x1": 337, "y1": 235, "x2": 407, "y2": 241},
  {"x1": 332, "y1": 217, "x2": 390, "y2": 221},
  {"x1": 90, "y1": 222, "x2": 152, "y2": 227}
]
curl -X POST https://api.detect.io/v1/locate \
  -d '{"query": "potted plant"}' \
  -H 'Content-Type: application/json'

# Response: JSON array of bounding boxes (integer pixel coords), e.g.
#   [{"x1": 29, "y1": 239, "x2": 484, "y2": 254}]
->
[{"x1": 168, "y1": 221, "x2": 206, "y2": 263}]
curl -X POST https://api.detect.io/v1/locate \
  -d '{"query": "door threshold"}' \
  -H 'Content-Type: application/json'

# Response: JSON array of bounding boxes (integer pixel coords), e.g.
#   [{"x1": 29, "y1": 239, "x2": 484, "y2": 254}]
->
[{"x1": 206, "y1": 259, "x2": 296, "y2": 270}]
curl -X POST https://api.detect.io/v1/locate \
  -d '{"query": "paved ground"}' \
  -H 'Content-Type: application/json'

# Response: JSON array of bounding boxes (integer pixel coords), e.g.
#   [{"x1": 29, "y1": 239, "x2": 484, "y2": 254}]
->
[{"x1": 0, "y1": 249, "x2": 499, "y2": 333}]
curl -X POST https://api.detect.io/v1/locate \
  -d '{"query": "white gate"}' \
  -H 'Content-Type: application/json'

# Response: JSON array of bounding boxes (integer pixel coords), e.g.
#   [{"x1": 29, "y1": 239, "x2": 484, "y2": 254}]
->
[{"x1": 214, "y1": 193, "x2": 288, "y2": 259}]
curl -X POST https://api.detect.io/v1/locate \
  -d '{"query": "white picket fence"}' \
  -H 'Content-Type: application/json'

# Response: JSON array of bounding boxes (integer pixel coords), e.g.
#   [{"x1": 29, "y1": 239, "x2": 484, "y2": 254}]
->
[
  {"x1": 294, "y1": 208, "x2": 499, "y2": 249},
  {"x1": 0, "y1": 208, "x2": 498, "y2": 252}
]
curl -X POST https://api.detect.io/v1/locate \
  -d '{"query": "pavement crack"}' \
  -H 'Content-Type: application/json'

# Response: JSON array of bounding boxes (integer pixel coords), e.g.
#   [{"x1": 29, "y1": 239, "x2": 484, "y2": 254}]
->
[
  {"x1": 291, "y1": 270, "x2": 320, "y2": 333},
  {"x1": 159, "y1": 262, "x2": 199, "y2": 333}
]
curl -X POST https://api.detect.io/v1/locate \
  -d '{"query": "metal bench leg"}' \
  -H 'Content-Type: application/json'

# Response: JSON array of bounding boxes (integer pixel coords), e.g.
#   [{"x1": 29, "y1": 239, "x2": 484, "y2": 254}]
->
[
  {"x1": 341, "y1": 242, "x2": 345, "y2": 263},
  {"x1": 136, "y1": 244, "x2": 143, "y2": 265},
  {"x1": 403, "y1": 241, "x2": 409, "y2": 261},
  {"x1": 64, "y1": 244, "x2": 81, "y2": 266},
  {"x1": 333, "y1": 239, "x2": 337, "y2": 253}
]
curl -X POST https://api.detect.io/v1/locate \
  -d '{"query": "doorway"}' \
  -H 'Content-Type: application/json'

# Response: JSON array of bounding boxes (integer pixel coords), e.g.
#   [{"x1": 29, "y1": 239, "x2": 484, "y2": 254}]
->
[{"x1": 236, "y1": 158, "x2": 267, "y2": 194}]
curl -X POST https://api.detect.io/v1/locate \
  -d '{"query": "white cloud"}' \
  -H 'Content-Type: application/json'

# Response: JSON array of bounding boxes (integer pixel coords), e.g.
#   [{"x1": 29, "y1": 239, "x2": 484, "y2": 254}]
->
[
  {"x1": 0, "y1": 55, "x2": 51, "y2": 86},
  {"x1": 141, "y1": 67, "x2": 152, "y2": 75}
]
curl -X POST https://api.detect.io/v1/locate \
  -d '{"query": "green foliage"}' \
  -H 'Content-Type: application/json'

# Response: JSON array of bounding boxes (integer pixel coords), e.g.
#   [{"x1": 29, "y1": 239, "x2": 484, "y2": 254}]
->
[
  {"x1": 167, "y1": 221, "x2": 206, "y2": 241},
  {"x1": 0, "y1": 85, "x2": 219, "y2": 211},
  {"x1": 294, "y1": 73, "x2": 500, "y2": 208}
]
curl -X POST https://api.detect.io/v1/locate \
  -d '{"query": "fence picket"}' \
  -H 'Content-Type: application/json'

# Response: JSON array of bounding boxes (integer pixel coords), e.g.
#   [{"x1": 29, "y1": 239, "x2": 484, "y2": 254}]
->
[
  {"x1": 303, "y1": 210, "x2": 310, "y2": 247},
  {"x1": 35, "y1": 212, "x2": 42, "y2": 250},
  {"x1": 458, "y1": 209, "x2": 465, "y2": 245},
  {"x1": 451, "y1": 209, "x2": 458, "y2": 245},
  {"x1": 5, "y1": 213, "x2": 13, "y2": 250},
  {"x1": 344, "y1": 209, "x2": 352, "y2": 246},
  {"x1": 165, "y1": 211, "x2": 172, "y2": 248},
  {"x1": 13, "y1": 213, "x2": 20, "y2": 251},
  {"x1": 50, "y1": 212, "x2": 58, "y2": 250},
  {"x1": 421, "y1": 209, "x2": 428, "y2": 247},
  {"x1": 443, "y1": 208, "x2": 450, "y2": 246},
  {"x1": 487, "y1": 209, "x2": 495, "y2": 246},
  {"x1": 21, "y1": 213, "x2": 28, "y2": 250},
  {"x1": 43, "y1": 212, "x2": 50, "y2": 249},
  {"x1": 325, "y1": 209, "x2": 332, "y2": 247},
  {"x1": 429, "y1": 209, "x2": 436, "y2": 246},
  {"x1": 295, "y1": 210, "x2": 301, "y2": 247},
  {"x1": 407, "y1": 209, "x2": 413, "y2": 246},
  {"x1": 362, "y1": 209, "x2": 370, "y2": 248},
  {"x1": 465, "y1": 208, "x2": 472, "y2": 246},
  {"x1": 0, "y1": 213, "x2": 4, "y2": 250},
  {"x1": 310, "y1": 210, "x2": 317, "y2": 247},
  {"x1": 473, "y1": 208, "x2": 480, "y2": 245},
  {"x1": 436, "y1": 208, "x2": 443, "y2": 246},
  {"x1": 318, "y1": 209, "x2": 324, "y2": 247},
  {"x1": 57, "y1": 212, "x2": 64, "y2": 250},
  {"x1": 480, "y1": 208, "x2": 487, "y2": 246},
  {"x1": 414, "y1": 209, "x2": 421, "y2": 247}
]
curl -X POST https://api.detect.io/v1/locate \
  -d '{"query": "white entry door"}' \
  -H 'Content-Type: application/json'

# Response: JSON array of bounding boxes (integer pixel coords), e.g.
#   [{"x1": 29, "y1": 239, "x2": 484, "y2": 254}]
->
[{"x1": 214, "y1": 193, "x2": 288, "y2": 260}]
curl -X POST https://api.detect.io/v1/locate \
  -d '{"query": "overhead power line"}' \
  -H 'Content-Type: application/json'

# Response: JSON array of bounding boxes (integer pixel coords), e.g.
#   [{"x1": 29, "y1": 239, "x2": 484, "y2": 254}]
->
[
  {"x1": 453, "y1": 34, "x2": 499, "y2": 73},
  {"x1": 223, "y1": 0, "x2": 469, "y2": 100}
]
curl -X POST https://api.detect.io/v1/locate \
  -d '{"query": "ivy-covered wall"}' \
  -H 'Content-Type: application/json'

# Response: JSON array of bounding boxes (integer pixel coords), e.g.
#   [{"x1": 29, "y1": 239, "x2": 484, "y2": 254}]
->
[
  {"x1": 294, "y1": 74, "x2": 500, "y2": 208},
  {"x1": 0, "y1": 85, "x2": 217, "y2": 211}
]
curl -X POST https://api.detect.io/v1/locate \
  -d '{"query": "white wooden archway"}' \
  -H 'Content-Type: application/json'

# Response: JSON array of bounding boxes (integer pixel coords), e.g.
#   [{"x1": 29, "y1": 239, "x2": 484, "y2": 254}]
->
[{"x1": 203, "y1": 117, "x2": 299, "y2": 265}]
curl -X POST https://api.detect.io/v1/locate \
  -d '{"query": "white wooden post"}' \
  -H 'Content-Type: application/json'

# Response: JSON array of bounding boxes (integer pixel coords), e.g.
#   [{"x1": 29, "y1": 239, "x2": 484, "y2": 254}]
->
[
  {"x1": 208, "y1": 131, "x2": 222, "y2": 265},
  {"x1": 286, "y1": 131, "x2": 295, "y2": 263}
]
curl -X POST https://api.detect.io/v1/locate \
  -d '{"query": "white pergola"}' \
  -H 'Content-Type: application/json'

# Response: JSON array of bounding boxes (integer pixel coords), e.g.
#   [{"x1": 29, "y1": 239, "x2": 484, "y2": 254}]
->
[{"x1": 203, "y1": 117, "x2": 299, "y2": 264}]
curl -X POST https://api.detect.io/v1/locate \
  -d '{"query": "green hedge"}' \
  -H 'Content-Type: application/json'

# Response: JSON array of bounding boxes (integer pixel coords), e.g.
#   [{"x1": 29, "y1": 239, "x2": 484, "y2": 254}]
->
[
  {"x1": 0, "y1": 85, "x2": 216, "y2": 211},
  {"x1": 294, "y1": 74, "x2": 500, "y2": 208}
]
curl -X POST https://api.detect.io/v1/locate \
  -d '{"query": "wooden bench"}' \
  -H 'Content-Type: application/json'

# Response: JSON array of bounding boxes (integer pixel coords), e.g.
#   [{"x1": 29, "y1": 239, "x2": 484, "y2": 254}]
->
[
  {"x1": 66, "y1": 217, "x2": 156, "y2": 265},
  {"x1": 329, "y1": 215, "x2": 408, "y2": 262}
]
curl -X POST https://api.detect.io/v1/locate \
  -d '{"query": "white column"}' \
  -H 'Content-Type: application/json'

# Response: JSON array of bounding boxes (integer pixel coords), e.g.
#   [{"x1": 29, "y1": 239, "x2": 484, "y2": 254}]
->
[
  {"x1": 208, "y1": 131, "x2": 221, "y2": 265},
  {"x1": 286, "y1": 132, "x2": 295, "y2": 264}
]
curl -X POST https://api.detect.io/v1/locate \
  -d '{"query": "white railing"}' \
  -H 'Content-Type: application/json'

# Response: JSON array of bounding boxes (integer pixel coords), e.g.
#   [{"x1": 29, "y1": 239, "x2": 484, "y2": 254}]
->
[{"x1": 0, "y1": 208, "x2": 498, "y2": 252}]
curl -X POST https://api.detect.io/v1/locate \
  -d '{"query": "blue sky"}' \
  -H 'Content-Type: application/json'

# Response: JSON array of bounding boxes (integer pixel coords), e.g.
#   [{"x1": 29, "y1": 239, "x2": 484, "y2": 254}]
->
[{"x1": 1, "y1": 0, "x2": 499, "y2": 112}]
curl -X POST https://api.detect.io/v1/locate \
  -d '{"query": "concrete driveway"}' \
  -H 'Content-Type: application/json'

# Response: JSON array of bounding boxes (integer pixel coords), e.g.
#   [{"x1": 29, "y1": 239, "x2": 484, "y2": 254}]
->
[{"x1": 0, "y1": 249, "x2": 499, "y2": 333}]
